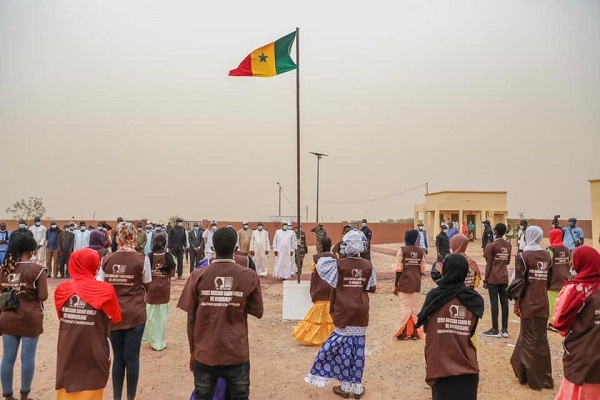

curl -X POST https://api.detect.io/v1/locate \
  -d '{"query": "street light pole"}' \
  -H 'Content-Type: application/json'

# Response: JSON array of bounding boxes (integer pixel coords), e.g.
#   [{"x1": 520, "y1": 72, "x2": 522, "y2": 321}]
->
[
  {"x1": 277, "y1": 182, "x2": 282, "y2": 217},
  {"x1": 309, "y1": 152, "x2": 328, "y2": 223}
]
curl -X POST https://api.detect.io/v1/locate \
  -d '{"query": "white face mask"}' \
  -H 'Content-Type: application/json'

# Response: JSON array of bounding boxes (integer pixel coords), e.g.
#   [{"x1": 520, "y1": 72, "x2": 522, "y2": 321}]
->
[
  {"x1": 19, "y1": 224, "x2": 26, "y2": 229},
  {"x1": 80, "y1": 227, "x2": 86, "y2": 231},
  {"x1": 51, "y1": 225, "x2": 57, "y2": 229},
  {"x1": 194, "y1": 226, "x2": 199, "y2": 230},
  {"x1": 178, "y1": 222, "x2": 183, "y2": 227},
  {"x1": 211, "y1": 226, "x2": 217, "y2": 231},
  {"x1": 243, "y1": 225, "x2": 249, "y2": 230},
  {"x1": 258, "y1": 226, "x2": 263, "y2": 231},
  {"x1": 35, "y1": 222, "x2": 41, "y2": 227},
  {"x1": 156, "y1": 227, "x2": 162, "y2": 232},
  {"x1": 418, "y1": 226, "x2": 423, "y2": 231},
  {"x1": 362, "y1": 223, "x2": 367, "y2": 228}
]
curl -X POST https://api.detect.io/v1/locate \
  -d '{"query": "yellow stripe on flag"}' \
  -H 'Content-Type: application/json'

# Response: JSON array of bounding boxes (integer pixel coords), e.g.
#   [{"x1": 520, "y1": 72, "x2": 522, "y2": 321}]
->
[{"x1": 250, "y1": 42, "x2": 276, "y2": 77}]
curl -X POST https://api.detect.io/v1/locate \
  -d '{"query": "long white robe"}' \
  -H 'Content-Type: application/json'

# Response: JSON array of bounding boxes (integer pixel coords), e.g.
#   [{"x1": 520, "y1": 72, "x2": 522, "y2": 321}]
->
[
  {"x1": 249, "y1": 229, "x2": 270, "y2": 276},
  {"x1": 272, "y1": 229, "x2": 296, "y2": 279},
  {"x1": 29, "y1": 225, "x2": 47, "y2": 264},
  {"x1": 73, "y1": 229, "x2": 90, "y2": 251}
]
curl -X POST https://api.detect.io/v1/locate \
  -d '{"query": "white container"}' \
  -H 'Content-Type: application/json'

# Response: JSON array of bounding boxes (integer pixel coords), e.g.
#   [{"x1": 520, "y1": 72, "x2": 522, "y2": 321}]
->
[{"x1": 282, "y1": 280, "x2": 312, "y2": 320}]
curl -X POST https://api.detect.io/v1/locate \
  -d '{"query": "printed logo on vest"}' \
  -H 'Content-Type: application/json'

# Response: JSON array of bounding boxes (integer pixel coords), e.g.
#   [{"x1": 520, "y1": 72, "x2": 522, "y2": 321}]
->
[
  {"x1": 69, "y1": 295, "x2": 87, "y2": 308},
  {"x1": 537, "y1": 261, "x2": 549, "y2": 271},
  {"x1": 351, "y1": 269, "x2": 363, "y2": 278},
  {"x1": 410, "y1": 252, "x2": 418, "y2": 258},
  {"x1": 112, "y1": 264, "x2": 127, "y2": 274},
  {"x1": 214, "y1": 277, "x2": 233, "y2": 290},
  {"x1": 449, "y1": 305, "x2": 467, "y2": 319},
  {"x1": 7, "y1": 273, "x2": 20, "y2": 283}
]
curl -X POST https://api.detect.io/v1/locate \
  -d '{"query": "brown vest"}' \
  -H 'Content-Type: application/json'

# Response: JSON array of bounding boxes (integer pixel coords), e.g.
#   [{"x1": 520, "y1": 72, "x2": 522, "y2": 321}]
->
[
  {"x1": 396, "y1": 246, "x2": 423, "y2": 293},
  {"x1": 548, "y1": 245, "x2": 570, "y2": 291},
  {"x1": 102, "y1": 251, "x2": 146, "y2": 330},
  {"x1": 424, "y1": 298, "x2": 479, "y2": 387},
  {"x1": 55, "y1": 294, "x2": 111, "y2": 392},
  {"x1": 519, "y1": 250, "x2": 551, "y2": 319},
  {"x1": 310, "y1": 253, "x2": 335, "y2": 302},
  {"x1": 331, "y1": 257, "x2": 373, "y2": 328},
  {"x1": 0, "y1": 262, "x2": 46, "y2": 337},
  {"x1": 147, "y1": 252, "x2": 172, "y2": 305},
  {"x1": 562, "y1": 290, "x2": 600, "y2": 385},
  {"x1": 209, "y1": 254, "x2": 250, "y2": 268}
]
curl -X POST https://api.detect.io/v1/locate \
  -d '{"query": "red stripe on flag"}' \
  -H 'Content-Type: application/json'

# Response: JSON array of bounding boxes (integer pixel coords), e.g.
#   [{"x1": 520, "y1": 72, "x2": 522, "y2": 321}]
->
[{"x1": 228, "y1": 54, "x2": 253, "y2": 76}]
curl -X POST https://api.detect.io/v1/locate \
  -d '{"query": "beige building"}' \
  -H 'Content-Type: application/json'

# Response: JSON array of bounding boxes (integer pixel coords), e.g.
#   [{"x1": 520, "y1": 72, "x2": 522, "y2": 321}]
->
[
  {"x1": 414, "y1": 191, "x2": 508, "y2": 238},
  {"x1": 589, "y1": 179, "x2": 600, "y2": 251}
]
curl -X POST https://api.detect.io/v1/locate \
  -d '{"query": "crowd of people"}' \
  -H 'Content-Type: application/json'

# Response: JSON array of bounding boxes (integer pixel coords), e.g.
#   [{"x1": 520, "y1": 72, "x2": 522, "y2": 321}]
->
[{"x1": 0, "y1": 216, "x2": 598, "y2": 400}]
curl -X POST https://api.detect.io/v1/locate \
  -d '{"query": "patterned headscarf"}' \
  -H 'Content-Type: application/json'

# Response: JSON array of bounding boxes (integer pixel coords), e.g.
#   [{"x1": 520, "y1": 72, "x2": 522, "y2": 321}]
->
[
  {"x1": 116, "y1": 222, "x2": 137, "y2": 252},
  {"x1": 340, "y1": 229, "x2": 367, "y2": 257}
]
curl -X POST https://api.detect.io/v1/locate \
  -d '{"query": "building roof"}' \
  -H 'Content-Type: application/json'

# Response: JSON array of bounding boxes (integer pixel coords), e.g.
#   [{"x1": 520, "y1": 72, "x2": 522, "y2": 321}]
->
[
  {"x1": 588, "y1": 179, "x2": 600, "y2": 183},
  {"x1": 425, "y1": 190, "x2": 507, "y2": 196}
]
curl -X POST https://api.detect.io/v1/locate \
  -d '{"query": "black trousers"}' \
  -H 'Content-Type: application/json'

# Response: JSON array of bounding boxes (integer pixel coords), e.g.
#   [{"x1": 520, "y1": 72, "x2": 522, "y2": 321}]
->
[
  {"x1": 58, "y1": 252, "x2": 71, "y2": 277},
  {"x1": 171, "y1": 249, "x2": 184, "y2": 277},
  {"x1": 194, "y1": 361, "x2": 250, "y2": 400},
  {"x1": 189, "y1": 248, "x2": 203, "y2": 273},
  {"x1": 432, "y1": 373, "x2": 479, "y2": 400},
  {"x1": 488, "y1": 283, "x2": 509, "y2": 331}
]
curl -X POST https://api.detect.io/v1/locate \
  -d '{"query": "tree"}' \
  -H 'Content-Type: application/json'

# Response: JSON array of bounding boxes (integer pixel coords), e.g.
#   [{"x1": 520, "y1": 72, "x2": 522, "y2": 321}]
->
[
  {"x1": 6, "y1": 197, "x2": 46, "y2": 220},
  {"x1": 168, "y1": 215, "x2": 185, "y2": 224}
]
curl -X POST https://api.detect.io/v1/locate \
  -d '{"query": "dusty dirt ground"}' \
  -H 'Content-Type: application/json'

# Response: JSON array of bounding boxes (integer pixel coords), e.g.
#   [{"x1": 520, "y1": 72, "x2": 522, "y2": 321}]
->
[{"x1": 5, "y1": 241, "x2": 562, "y2": 399}]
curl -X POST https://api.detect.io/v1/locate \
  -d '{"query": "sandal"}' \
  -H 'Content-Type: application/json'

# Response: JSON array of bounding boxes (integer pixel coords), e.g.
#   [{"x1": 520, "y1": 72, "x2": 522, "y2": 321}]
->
[
  {"x1": 354, "y1": 387, "x2": 366, "y2": 399},
  {"x1": 333, "y1": 385, "x2": 350, "y2": 399}
]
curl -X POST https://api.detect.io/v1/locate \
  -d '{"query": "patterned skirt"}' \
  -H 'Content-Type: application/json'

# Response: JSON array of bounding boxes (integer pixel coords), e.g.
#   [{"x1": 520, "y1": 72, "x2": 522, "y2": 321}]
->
[{"x1": 305, "y1": 326, "x2": 366, "y2": 395}]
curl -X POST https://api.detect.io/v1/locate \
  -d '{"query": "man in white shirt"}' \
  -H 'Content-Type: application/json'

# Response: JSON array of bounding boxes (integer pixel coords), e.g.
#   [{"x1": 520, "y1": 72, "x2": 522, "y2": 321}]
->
[
  {"x1": 272, "y1": 222, "x2": 296, "y2": 280},
  {"x1": 203, "y1": 220, "x2": 217, "y2": 260},
  {"x1": 29, "y1": 216, "x2": 47, "y2": 265},
  {"x1": 249, "y1": 222, "x2": 270, "y2": 277},
  {"x1": 73, "y1": 221, "x2": 91, "y2": 251}
]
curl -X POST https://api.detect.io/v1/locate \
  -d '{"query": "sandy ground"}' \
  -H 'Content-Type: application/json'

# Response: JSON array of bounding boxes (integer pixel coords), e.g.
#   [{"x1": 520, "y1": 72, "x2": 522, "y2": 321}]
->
[{"x1": 3, "y1": 243, "x2": 563, "y2": 400}]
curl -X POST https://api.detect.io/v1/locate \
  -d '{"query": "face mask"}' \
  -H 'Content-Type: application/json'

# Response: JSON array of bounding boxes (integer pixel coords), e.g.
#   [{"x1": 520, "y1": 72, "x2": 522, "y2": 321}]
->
[
  {"x1": 0, "y1": 227, "x2": 6, "y2": 232},
  {"x1": 362, "y1": 223, "x2": 367, "y2": 228},
  {"x1": 569, "y1": 222, "x2": 575, "y2": 228},
  {"x1": 283, "y1": 226, "x2": 288, "y2": 231},
  {"x1": 243, "y1": 225, "x2": 248, "y2": 230},
  {"x1": 418, "y1": 226, "x2": 423, "y2": 231},
  {"x1": 146, "y1": 228, "x2": 151, "y2": 232},
  {"x1": 19, "y1": 224, "x2": 26, "y2": 229},
  {"x1": 80, "y1": 227, "x2": 86, "y2": 231},
  {"x1": 69, "y1": 227, "x2": 75, "y2": 231},
  {"x1": 178, "y1": 222, "x2": 183, "y2": 227},
  {"x1": 51, "y1": 224, "x2": 57, "y2": 229},
  {"x1": 156, "y1": 227, "x2": 162, "y2": 232},
  {"x1": 258, "y1": 226, "x2": 263, "y2": 231},
  {"x1": 211, "y1": 226, "x2": 217, "y2": 231},
  {"x1": 35, "y1": 222, "x2": 41, "y2": 227},
  {"x1": 194, "y1": 227, "x2": 199, "y2": 231},
  {"x1": 443, "y1": 229, "x2": 448, "y2": 233},
  {"x1": 137, "y1": 228, "x2": 142, "y2": 232}
]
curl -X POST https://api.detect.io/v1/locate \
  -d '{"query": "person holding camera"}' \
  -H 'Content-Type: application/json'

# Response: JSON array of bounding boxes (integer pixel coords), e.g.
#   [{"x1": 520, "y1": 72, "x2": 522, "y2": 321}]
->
[{"x1": 562, "y1": 218, "x2": 584, "y2": 251}]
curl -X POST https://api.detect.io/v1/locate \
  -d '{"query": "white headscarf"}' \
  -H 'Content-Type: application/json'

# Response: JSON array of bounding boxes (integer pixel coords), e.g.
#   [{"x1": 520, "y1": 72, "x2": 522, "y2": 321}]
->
[
  {"x1": 524, "y1": 225, "x2": 544, "y2": 251},
  {"x1": 340, "y1": 229, "x2": 367, "y2": 257}
]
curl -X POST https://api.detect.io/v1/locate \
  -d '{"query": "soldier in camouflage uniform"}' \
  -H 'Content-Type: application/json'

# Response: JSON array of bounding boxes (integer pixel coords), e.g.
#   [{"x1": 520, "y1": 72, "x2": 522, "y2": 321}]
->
[
  {"x1": 295, "y1": 225, "x2": 308, "y2": 274},
  {"x1": 310, "y1": 224, "x2": 328, "y2": 254}
]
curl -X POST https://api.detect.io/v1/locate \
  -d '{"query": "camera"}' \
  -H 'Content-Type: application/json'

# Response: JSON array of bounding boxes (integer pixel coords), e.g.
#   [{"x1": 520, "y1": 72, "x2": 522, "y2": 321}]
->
[{"x1": 552, "y1": 215, "x2": 561, "y2": 229}]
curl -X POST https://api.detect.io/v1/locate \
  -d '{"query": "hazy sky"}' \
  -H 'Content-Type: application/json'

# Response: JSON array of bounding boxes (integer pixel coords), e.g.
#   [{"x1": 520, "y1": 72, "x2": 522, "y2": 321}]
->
[{"x1": 1, "y1": 1, "x2": 598, "y2": 223}]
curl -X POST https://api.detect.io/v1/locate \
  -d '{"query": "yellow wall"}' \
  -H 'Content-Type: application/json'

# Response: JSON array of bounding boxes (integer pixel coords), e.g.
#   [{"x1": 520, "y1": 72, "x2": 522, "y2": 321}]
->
[
  {"x1": 590, "y1": 180, "x2": 600, "y2": 251},
  {"x1": 415, "y1": 191, "x2": 508, "y2": 237}
]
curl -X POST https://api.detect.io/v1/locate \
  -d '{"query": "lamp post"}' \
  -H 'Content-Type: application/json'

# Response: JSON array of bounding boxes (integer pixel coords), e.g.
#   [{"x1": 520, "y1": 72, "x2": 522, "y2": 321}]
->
[
  {"x1": 276, "y1": 182, "x2": 282, "y2": 217},
  {"x1": 309, "y1": 152, "x2": 328, "y2": 223}
]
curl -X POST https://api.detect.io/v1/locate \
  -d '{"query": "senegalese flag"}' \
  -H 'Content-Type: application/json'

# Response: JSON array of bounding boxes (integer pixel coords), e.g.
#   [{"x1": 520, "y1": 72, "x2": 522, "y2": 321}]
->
[{"x1": 229, "y1": 31, "x2": 297, "y2": 77}]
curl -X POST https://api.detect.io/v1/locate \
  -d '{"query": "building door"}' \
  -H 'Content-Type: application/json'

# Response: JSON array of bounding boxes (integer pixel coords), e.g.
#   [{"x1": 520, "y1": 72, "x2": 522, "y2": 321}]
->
[{"x1": 467, "y1": 214, "x2": 476, "y2": 239}]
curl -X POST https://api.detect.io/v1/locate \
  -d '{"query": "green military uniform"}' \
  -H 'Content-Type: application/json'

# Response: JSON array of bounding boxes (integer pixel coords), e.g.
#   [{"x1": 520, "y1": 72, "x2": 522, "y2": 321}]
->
[
  {"x1": 311, "y1": 226, "x2": 328, "y2": 254},
  {"x1": 295, "y1": 230, "x2": 308, "y2": 274}
]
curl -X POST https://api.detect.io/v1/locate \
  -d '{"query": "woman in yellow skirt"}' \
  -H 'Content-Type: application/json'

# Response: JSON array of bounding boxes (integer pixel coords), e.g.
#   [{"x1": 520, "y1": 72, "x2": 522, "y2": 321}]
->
[{"x1": 292, "y1": 237, "x2": 335, "y2": 346}]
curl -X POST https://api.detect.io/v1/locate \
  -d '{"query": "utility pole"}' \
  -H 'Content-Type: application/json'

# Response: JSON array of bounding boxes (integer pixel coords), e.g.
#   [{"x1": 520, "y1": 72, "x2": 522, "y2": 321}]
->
[
  {"x1": 309, "y1": 152, "x2": 328, "y2": 223},
  {"x1": 425, "y1": 182, "x2": 429, "y2": 195},
  {"x1": 277, "y1": 182, "x2": 282, "y2": 217}
]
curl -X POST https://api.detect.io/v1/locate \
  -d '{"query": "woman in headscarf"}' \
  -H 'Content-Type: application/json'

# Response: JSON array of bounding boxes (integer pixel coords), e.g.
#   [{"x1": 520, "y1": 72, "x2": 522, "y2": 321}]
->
[
  {"x1": 546, "y1": 228, "x2": 570, "y2": 328},
  {"x1": 97, "y1": 222, "x2": 151, "y2": 400},
  {"x1": 392, "y1": 229, "x2": 425, "y2": 340},
  {"x1": 507, "y1": 226, "x2": 554, "y2": 390},
  {"x1": 142, "y1": 235, "x2": 175, "y2": 351},
  {"x1": 292, "y1": 237, "x2": 335, "y2": 346},
  {"x1": 415, "y1": 254, "x2": 484, "y2": 400},
  {"x1": 54, "y1": 248, "x2": 121, "y2": 400},
  {"x1": 88, "y1": 230, "x2": 108, "y2": 260},
  {"x1": 0, "y1": 234, "x2": 48, "y2": 400},
  {"x1": 551, "y1": 246, "x2": 600, "y2": 400},
  {"x1": 449, "y1": 234, "x2": 481, "y2": 290},
  {"x1": 305, "y1": 229, "x2": 376, "y2": 399}
]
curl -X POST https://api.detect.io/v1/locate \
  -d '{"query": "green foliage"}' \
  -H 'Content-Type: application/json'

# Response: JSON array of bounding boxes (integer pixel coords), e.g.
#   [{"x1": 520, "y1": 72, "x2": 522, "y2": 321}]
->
[{"x1": 5, "y1": 197, "x2": 45, "y2": 220}]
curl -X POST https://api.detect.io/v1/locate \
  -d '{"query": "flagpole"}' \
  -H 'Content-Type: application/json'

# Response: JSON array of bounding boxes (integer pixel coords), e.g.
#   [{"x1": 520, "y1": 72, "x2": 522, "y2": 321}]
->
[{"x1": 295, "y1": 26, "x2": 301, "y2": 284}]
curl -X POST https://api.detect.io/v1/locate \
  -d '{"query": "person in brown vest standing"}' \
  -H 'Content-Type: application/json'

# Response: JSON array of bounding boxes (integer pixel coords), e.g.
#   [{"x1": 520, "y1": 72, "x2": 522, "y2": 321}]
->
[
  {"x1": 54, "y1": 248, "x2": 122, "y2": 400},
  {"x1": 546, "y1": 228, "x2": 571, "y2": 330},
  {"x1": 507, "y1": 226, "x2": 554, "y2": 390},
  {"x1": 415, "y1": 254, "x2": 484, "y2": 400},
  {"x1": 305, "y1": 229, "x2": 376, "y2": 399},
  {"x1": 98, "y1": 222, "x2": 152, "y2": 400},
  {"x1": 292, "y1": 237, "x2": 335, "y2": 346},
  {"x1": 0, "y1": 234, "x2": 48, "y2": 400},
  {"x1": 551, "y1": 246, "x2": 600, "y2": 399},
  {"x1": 393, "y1": 229, "x2": 425, "y2": 340}
]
